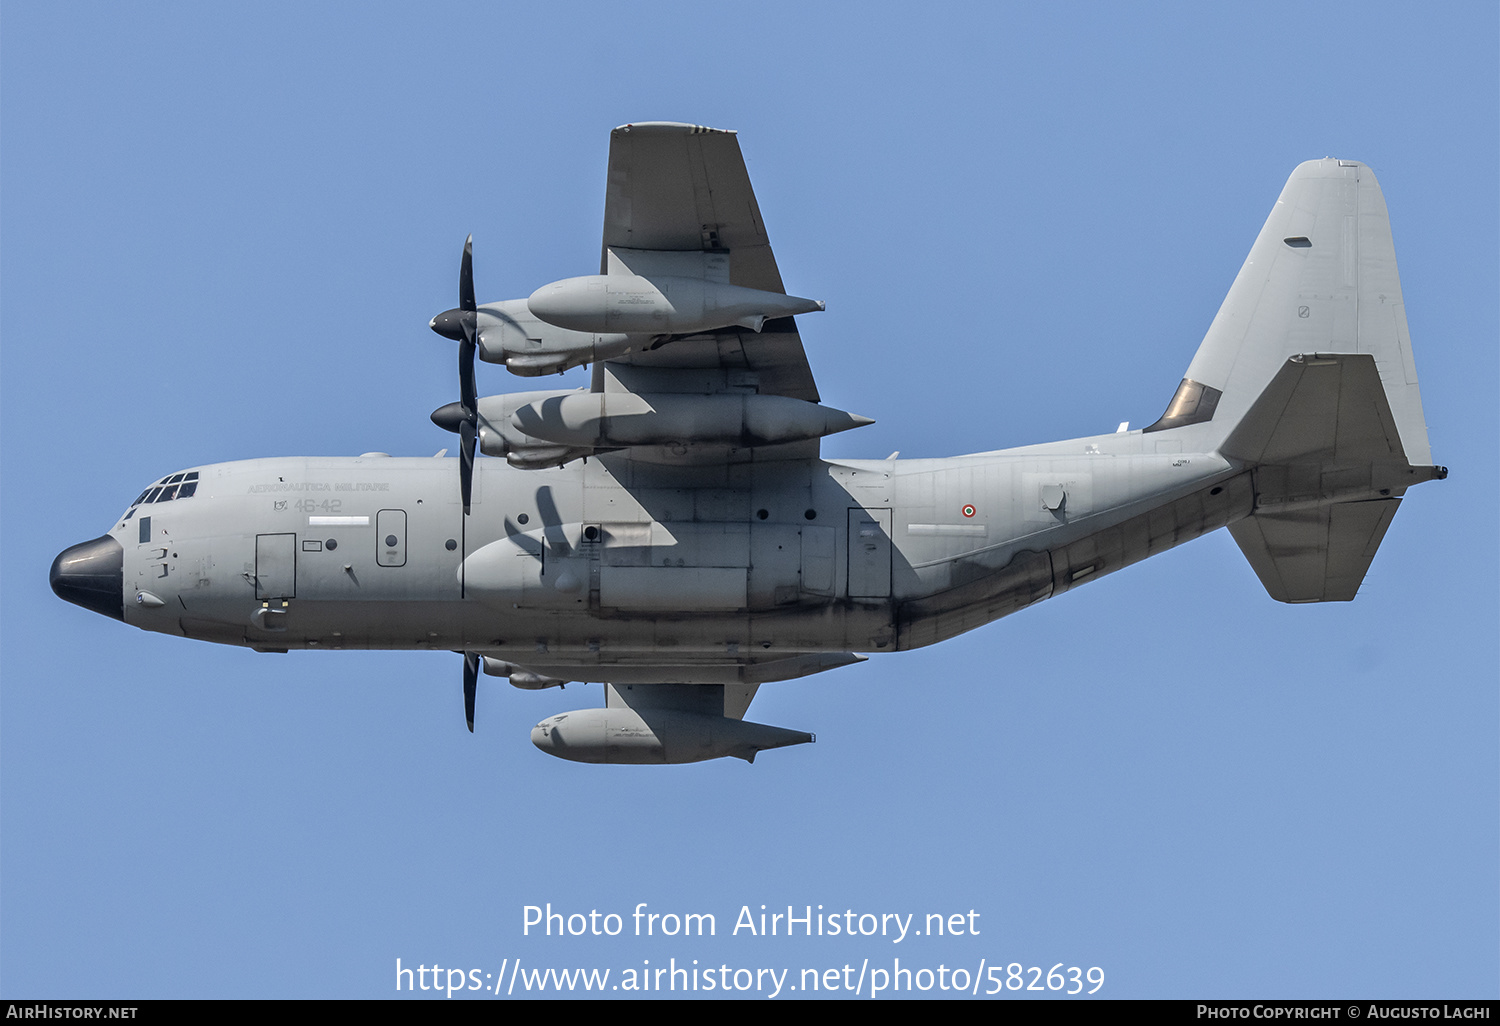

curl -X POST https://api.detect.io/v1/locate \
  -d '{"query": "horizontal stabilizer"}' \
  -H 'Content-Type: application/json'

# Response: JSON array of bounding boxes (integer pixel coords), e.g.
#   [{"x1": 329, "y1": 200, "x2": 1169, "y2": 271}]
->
[
  {"x1": 1220, "y1": 353, "x2": 1405, "y2": 466},
  {"x1": 1229, "y1": 498, "x2": 1400, "y2": 603}
]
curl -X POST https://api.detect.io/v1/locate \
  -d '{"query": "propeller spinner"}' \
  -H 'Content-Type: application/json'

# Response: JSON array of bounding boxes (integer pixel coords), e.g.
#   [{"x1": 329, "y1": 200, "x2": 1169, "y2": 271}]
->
[{"x1": 429, "y1": 235, "x2": 479, "y2": 515}]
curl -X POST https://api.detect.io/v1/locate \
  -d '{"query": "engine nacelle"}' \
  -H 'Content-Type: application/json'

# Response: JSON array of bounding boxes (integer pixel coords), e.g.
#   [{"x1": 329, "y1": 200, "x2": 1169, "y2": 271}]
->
[
  {"x1": 471, "y1": 390, "x2": 598, "y2": 468},
  {"x1": 531, "y1": 707, "x2": 814, "y2": 764},
  {"x1": 475, "y1": 299, "x2": 634, "y2": 376},
  {"x1": 527, "y1": 274, "x2": 823, "y2": 336},
  {"x1": 510, "y1": 392, "x2": 873, "y2": 449},
  {"x1": 482, "y1": 658, "x2": 568, "y2": 690}
]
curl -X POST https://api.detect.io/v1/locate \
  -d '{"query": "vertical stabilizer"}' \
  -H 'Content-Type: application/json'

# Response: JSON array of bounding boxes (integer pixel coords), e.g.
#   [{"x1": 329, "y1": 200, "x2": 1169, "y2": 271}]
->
[{"x1": 1148, "y1": 159, "x2": 1432, "y2": 466}]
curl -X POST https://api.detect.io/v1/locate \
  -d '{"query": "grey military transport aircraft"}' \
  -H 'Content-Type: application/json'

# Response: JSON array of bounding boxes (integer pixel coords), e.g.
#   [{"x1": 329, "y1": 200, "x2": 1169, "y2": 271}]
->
[{"x1": 51, "y1": 122, "x2": 1445, "y2": 765}]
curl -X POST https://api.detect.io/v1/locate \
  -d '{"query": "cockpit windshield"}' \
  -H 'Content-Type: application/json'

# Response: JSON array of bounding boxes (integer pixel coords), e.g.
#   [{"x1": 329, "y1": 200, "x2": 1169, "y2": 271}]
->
[{"x1": 122, "y1": 471, "x2": 200, "y2": 520}]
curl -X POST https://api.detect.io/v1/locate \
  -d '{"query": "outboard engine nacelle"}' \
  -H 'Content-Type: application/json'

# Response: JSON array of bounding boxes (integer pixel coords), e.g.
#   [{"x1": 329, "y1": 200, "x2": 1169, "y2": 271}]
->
[{"x1": 528, "y1": 274, "x2": 823, "y2": 336}]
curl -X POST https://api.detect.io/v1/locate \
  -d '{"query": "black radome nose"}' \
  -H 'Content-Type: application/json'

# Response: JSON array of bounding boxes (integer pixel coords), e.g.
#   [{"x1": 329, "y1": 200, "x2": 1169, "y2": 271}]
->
[{"x1": 50, "y1": 535, "x2": 125, "y2": 621}]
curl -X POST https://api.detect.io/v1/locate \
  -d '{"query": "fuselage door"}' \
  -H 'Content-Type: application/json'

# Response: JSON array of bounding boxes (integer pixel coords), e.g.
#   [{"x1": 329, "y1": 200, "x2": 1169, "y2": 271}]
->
[
  {"x1": 255, "y1": 533, "x2": 297, "y2": 599},
  {"x1": 847, "y1": 508, "x2": 892, "y2": 599}
]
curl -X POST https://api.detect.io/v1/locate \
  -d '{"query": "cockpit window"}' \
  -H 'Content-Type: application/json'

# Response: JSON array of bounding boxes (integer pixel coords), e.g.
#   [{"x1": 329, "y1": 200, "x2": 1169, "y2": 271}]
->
[{"x1": 122, "y1": 470, "x2": 201, "y2": 521}]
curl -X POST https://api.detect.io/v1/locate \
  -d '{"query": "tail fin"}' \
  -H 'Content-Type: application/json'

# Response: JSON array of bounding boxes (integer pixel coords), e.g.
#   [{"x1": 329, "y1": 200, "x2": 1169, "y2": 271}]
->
[
  {"x1": 1148, "y1": 158, "x2": 1431, "y2": 463},
  {"x1": 1151, "y1": 159, "x2": 1444, "y2": 602}
]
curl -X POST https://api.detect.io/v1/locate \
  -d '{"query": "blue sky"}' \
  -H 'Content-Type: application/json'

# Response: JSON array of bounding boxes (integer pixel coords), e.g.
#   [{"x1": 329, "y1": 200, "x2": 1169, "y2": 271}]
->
[{"x1": 3, "y1": 2, "x2": 1495, "y2": 1000}]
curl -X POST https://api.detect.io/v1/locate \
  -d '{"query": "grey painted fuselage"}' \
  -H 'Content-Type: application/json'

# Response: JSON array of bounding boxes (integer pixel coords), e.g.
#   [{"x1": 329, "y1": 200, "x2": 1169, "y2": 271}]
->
[{"x1": 111, "y1": 436, "x2": 1244, "y2": 673}]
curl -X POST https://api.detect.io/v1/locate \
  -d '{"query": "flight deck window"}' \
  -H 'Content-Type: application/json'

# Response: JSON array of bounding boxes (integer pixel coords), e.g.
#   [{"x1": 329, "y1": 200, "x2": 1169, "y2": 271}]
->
[{"x1": 134, "y1": 470, "x2": 201, "y2": 506}]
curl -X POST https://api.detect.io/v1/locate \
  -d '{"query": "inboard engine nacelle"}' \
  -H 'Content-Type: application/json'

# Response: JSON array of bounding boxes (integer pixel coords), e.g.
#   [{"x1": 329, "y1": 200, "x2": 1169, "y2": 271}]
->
[
  {"x1": 511, "y1": 391, "x2": 873, "y2": 449},
  {"x1": 531, "y1": 708, "x2": 815, "y2": 765},
  {"x1": 528, "y1": 274, "x2": 824, "y2": 336},
  {"x1": 450, "y1": 389, "x2": 873, "y2": 469}
]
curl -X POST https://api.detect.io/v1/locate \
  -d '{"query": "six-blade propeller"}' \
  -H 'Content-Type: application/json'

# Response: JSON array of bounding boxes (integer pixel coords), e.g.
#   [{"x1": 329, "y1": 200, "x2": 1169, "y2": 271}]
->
[{"x1": 431, "y1": 237, "x2": 483, "y2": 730}]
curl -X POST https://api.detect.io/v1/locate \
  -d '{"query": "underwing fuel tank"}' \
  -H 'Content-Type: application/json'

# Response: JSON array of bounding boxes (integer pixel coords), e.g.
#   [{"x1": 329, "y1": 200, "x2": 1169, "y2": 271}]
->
[
  {"x1": 528, "y1": 274, "x2": 824, "y2": 335},
  {"x1": 531, "y1": 708, "x2": 815, "y2": 764},
  {"x1": 511, "y1": 392, "x2": 873, "y2": 449}
]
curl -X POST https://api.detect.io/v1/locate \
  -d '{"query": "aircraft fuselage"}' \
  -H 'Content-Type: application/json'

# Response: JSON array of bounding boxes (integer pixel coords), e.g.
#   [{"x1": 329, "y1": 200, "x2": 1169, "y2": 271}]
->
[{"x1": 69, "y1": 436, "x2": 1249, "y2": 684}]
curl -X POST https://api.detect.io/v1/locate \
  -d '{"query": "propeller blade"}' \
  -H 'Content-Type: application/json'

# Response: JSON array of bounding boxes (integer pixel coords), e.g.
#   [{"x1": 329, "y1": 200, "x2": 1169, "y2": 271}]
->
[
  {"x1": 459, "y1": 337, "x2": 477, "y2": 418},
  {"x1": 430, "y1": 238, "x2": 477, "y2": 341},
  {"x1": 463, "y1": 651, "x2": 478, "y2": 732},
  {"x1": 459, "y1": 235, "x2": 475, "y2": 313},
  {"x1": 459, "y1": 419, "x2": 475, "y2": 515}
]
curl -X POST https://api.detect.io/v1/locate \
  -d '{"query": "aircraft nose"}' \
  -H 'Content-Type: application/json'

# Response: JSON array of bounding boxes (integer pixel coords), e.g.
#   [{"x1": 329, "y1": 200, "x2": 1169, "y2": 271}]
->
[{"x1": 49, "y1": 535, "x2": 125, "y2": 622}]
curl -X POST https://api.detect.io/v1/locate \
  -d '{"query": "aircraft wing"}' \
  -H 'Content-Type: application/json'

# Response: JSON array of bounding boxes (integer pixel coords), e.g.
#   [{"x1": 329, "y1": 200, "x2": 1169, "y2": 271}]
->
[{"x1": 597, "y1": 122, "x2": 821, "y2": 403}]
